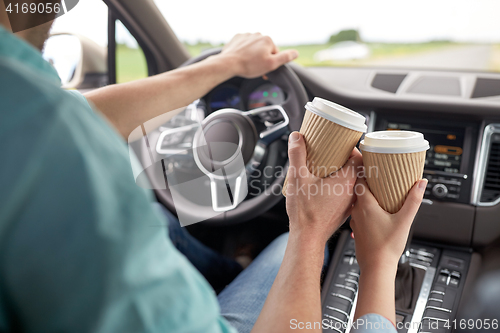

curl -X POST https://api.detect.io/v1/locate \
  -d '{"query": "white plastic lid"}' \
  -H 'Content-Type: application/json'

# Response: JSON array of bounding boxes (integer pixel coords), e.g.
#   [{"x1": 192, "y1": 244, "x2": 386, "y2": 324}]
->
[
  {"x1": 359, "y1": 130, "x2": 430, "y2": 154},
  {"x1": 305, "y1": 97, "x2": 367, "y2": 133}
]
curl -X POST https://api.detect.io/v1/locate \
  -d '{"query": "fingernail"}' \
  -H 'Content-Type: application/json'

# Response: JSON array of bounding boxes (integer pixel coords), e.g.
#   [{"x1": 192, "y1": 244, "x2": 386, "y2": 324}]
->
[
  {"x1": 289, "y1": 132, "x2": 300, "y2": 142},
  {"x1": 291, "y1": 50, "x2": 299, "y2": 59},
  {"x1": 418, "y1": 179, "x2": 428, "y2": 191}
]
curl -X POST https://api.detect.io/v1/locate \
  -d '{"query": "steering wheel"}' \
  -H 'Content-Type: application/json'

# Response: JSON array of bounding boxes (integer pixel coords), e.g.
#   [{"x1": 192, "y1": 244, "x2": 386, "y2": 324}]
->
[{"x1": 139, "y1": 49, "x2": 308, "y2": 225}]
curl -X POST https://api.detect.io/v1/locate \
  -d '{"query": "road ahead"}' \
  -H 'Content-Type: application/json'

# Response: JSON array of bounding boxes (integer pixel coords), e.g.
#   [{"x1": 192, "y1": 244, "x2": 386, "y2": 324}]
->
[{"x1": 366, "y1": 44, "x2": 493, "y2": 71}]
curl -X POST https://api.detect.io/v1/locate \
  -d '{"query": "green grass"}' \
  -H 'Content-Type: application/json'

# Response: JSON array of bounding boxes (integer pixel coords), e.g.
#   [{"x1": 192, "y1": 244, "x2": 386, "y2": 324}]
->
[{"x1": 116, "y1": 44, "x2": 148, "y2": 83}]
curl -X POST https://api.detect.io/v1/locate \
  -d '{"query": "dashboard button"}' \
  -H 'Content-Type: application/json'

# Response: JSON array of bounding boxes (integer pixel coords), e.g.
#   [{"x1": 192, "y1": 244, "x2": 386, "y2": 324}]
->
[
  {"x1": 437, "y1": 275, "x2": 448, "y2": 285},
  {"x1": 449, "y1": 277, "x2": 459, "y2": 287},
  {"x1": 432, "y1": 184, "x2": 449, "y2": 198}
]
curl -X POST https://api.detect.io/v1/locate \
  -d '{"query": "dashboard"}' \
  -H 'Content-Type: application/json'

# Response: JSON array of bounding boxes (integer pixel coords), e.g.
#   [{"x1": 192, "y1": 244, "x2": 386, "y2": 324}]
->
[{"x1": 292, "y1": 65, "x2": 500, "y2": 248}]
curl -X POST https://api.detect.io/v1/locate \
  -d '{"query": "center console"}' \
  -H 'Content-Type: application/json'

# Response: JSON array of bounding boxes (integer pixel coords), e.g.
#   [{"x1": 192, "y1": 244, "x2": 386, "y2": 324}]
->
[{"x1": 321, "y1": 232, "x2": 471, "y2": 333}]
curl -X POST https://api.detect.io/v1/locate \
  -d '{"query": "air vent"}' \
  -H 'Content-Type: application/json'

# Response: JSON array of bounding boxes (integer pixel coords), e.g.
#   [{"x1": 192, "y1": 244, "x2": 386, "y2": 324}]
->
[
  {"x1": 371, "y1": 73, "x2": 407, "y2": 93},
  {"x1": 480, "y1": 141, "x2": 500, "y2": 203},
  {"x1": 472, "y1": 78, "x2": 500, "y2": 98}
]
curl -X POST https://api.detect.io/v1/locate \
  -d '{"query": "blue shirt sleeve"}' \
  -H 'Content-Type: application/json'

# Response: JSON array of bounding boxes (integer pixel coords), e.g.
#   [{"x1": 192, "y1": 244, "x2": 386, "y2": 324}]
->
[{"x1": 350, "y1": 314, "x2": 398, "y2": 333}]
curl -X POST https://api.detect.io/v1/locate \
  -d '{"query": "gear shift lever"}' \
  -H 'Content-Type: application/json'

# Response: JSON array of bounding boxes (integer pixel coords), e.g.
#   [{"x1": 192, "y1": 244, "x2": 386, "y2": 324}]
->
[{"x1": 395, "y1": 209, "x2": 425, "y2": 313}]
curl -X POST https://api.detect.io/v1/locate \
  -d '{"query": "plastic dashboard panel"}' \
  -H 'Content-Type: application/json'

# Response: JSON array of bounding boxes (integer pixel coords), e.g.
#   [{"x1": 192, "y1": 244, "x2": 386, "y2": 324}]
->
[{"x1": 289, "y1": 64, "x2": 500, "y2": 247}]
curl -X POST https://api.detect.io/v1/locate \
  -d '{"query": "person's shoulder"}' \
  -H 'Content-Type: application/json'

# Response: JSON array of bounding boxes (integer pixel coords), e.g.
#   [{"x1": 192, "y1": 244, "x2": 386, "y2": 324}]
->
[
  {"x1": 0, "y1": 55, "x2": 122, "y2": 147},
  {"x1": 0, "y1": 55, "x2": 65, "y2": 104},
  {"x1": 0, "y1": 56, "x2": 92, "y2": 133},
  {"x1": 0, "y1": 55, "x2": 133, "y2": 195}
]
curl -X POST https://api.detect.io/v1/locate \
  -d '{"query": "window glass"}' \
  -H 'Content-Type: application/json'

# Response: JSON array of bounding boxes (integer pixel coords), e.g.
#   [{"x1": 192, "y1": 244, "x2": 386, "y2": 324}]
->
[
  {"x1": 51, "y1": 0, "x2": 108, "y2": 48},
  {"x1": 116, "y1": 20, "x2": 148, "y2": 83},
  {"x1": 51, "y1": 0, "x2": 148, "y2": 85},
  {"x1": 153, "y1": 0, "x2": 500, "y2": 72}
]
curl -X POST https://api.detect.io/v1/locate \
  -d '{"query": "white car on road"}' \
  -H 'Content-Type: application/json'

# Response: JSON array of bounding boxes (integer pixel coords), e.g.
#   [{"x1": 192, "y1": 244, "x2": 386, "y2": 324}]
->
[{"x1": 314, "y1": 41, "x2": 371, "y2": 61}]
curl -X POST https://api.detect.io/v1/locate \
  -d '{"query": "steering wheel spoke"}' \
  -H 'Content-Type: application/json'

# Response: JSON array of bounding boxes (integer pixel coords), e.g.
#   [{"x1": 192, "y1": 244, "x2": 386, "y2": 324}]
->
[
  {"x1": 156, "y1": 100, "x2": 205, "y2": 156},
  {"x1": 208, "y1": 169, "x2": 247, "y2": 212},
  {"x1": 243, "y1": 105, "x2": 289, "y2": 175},
  {"x1": 156, "y1": 123, "x2": 200, "y2": 155},
  {"x1": 244, "y1": 105, "x2": 289, "y2": 145}
]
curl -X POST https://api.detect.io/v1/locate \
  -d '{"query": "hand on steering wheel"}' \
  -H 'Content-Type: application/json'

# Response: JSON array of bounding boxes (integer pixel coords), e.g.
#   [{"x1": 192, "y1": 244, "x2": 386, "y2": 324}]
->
[{"x1": 221, "y1": 33, "x2": 299, "y2": 79}]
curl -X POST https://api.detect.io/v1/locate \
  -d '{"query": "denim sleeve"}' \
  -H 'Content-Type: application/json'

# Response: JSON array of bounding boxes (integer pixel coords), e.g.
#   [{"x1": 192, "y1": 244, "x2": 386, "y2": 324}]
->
[{"x1": 350, "y1": 314, "x2": 398, "y2": 333}]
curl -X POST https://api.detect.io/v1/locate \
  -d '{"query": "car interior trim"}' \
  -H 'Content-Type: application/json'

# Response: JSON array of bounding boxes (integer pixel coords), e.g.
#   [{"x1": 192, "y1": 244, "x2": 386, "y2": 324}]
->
[
  {"x1": 471, "y1": 123, "x2": 500, "y2": 206},
  {"x1": 407, "y1": 266, "x2": 437, "y2": 333}
]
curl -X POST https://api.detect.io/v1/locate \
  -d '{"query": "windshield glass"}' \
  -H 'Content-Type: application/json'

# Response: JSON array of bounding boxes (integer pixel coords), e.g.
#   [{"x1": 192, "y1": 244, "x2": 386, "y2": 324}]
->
[{"x1": 154, "y1": 0, "x2": 500, "y2": 72}]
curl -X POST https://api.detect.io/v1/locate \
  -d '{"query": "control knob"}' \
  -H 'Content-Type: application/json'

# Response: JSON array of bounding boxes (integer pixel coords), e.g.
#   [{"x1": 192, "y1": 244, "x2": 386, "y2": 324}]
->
[{"x1": 432, "y1": 184, "x2": 448, "y2": 198}]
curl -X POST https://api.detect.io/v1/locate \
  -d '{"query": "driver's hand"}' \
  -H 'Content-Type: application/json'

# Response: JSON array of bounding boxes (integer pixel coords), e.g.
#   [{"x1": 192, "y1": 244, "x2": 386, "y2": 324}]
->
[
  {"x1": 285, "y1": 132, "x2": 363, "y2": 245},
  {"x1": 221, "y1": 33, "x2": 299, "y2": 78}
]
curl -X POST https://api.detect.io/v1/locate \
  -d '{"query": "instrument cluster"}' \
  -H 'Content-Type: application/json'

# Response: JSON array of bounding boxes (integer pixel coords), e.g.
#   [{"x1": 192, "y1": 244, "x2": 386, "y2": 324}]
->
[{"x1": 206, "y1": 77, "x2": 286, "y2": 114}]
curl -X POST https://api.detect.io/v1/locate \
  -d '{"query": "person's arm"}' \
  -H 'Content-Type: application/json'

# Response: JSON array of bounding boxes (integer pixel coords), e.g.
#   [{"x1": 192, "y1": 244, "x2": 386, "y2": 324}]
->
[
  {"x1": 84, "y1": 33, "x2": 298, "y2": 139},
  {"x1": 251, "y1": 132, "x2": 363, "y2": 333},
  {"x1": 350, "y1": 177, "x2": 427, "y2": 325}
]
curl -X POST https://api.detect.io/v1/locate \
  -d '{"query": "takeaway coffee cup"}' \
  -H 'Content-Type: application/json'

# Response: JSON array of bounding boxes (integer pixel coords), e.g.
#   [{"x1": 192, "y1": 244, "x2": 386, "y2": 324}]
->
[
  {"x1": 359, "y1": 131, "x2": 429, "y2": 213},
  {"x1": 283, "y1": 97, "x2": 367, "y2": 196}
]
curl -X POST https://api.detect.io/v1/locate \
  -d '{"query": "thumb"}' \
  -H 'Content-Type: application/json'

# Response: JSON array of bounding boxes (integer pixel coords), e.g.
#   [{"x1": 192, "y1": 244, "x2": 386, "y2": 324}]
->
[
  {"x1": 287, "y1": 132, "x2": 307, "y2": 180},
  {"x1": 396, "y1": 179, "x2": 428, "y2": 219},
  {"x1": 272, "y1": 49, "x2": 299, "y2": 68}
]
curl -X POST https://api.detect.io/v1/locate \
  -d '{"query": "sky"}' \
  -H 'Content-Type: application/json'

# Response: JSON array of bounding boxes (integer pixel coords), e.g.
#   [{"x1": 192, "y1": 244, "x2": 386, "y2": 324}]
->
[{"x1": 52, "y1": 0, "x2": 500, "y2": 47}]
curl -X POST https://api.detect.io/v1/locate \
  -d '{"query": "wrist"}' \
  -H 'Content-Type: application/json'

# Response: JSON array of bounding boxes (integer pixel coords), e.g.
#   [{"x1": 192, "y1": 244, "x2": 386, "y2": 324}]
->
[
  {"x1": 212, "y1": 52, "x2": 242, "y2": 77},
  {"x1": 289, "y1": 217, "x2": 334, "y2": 246},
  {"x1": 359, "y1": 257, "x2": 398, "y2": 277},
  {"x1": 288, "y1": 228, "x2": 328, "y2": 256}
]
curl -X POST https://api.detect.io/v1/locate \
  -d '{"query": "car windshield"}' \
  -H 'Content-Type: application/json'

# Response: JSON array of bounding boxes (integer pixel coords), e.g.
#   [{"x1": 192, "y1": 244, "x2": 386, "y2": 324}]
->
[{"x1": 154, "y1": 0, "x2": 500, "y2": 72}]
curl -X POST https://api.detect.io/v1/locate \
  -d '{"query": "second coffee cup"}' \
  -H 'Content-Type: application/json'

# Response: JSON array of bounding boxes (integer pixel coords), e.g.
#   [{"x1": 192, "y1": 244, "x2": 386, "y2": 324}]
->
[
  {"x1": 359, "y1": 130, "x2": 429, "y2": 213},
  {"x1": 283, "y1": 97, "x2": 367, "y2": 196}
]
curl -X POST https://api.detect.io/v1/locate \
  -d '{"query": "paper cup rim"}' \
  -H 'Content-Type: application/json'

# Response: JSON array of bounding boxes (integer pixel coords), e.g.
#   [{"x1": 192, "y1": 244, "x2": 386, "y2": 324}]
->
[
  {"x1": 359, "y1": 140, "x2": 430, "y2": 154},
  {"x1": 359, "y1": 130, "x2": 429, "y2": 154},
  {"x1": 305, "y1": 98, "x2": 367, "y2": 133}
]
